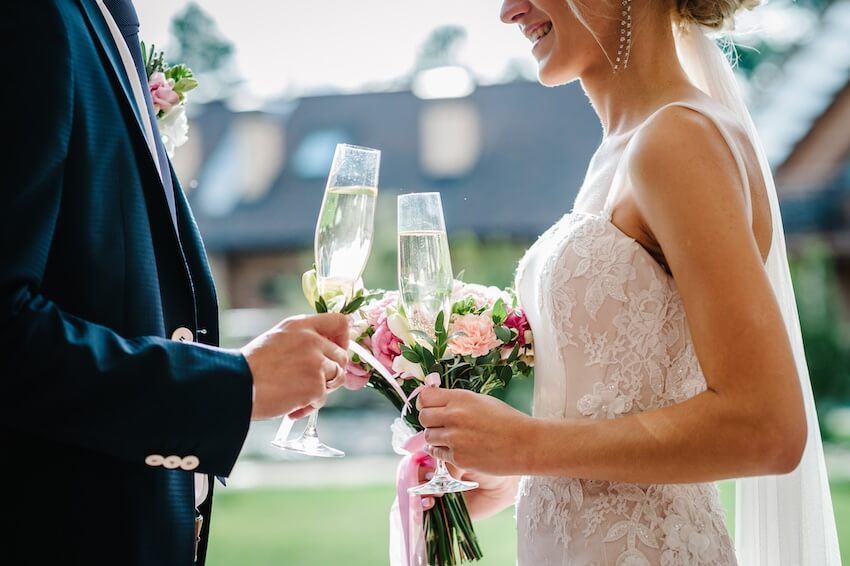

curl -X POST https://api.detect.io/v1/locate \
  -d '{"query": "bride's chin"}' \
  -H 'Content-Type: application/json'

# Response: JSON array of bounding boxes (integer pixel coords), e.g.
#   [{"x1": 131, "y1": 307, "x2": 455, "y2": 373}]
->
[{"x1": 537, "y1": 67, "x2": 575, "y2": 87}]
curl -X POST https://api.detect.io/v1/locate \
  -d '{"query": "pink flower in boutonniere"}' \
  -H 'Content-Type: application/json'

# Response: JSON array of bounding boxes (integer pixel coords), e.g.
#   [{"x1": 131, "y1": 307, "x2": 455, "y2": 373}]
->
[
  {"x1": 141, "y1": 42, "x2": 199, "y2": 158},
  {"x1": 148, "y1": 72, "x2": 180, "y2": 114}
]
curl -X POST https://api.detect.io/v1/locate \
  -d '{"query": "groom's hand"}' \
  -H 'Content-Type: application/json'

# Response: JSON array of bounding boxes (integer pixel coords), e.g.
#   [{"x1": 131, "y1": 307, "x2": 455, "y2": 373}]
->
[{"x1": 242, "y1": 313, "x2": 350, "y2": 420}]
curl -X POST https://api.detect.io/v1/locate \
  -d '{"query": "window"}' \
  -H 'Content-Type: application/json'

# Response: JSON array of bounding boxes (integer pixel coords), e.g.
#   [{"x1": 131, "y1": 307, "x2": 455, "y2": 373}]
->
[
  {"x1": 293, "y1": 129, "x2": 353, "y2": 179},
  {"x1": 419, "y1": 101, "x2": 481, "y2": 179}
]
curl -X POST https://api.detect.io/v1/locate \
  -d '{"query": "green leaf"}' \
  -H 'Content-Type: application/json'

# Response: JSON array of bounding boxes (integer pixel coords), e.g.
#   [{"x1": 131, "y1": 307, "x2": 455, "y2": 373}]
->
[
  {"x1": 421, "y1": 347, "x2": 437, "y2": 372},
  {"x1": 494, "y1": 325, "x2": 512, "y2": 343},
  {"x1": 492, "y1": 298, "x2": 507, "y2": 324},
  {"x1": 315, "y1": 296, "x2": 328, "y2": 313},
  {"x1": 341, "y1": 295, "x2": 366, "y2": 314},
  {"x1": 507, "y1": 342, "x2": 520, "y2": 363},
  {"x1": 172, "y1": 77, "x2": 200, "y2": 93},
  {"x1": 435, "y1": 310, "x2": 446, "y2": 334},
  {"x1": 402, "y1": 348, "x2": 421, "y2": 363}
]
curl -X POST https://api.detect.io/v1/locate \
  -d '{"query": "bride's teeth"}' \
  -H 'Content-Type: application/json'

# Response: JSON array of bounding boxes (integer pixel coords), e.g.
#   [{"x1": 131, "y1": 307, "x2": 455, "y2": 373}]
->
[{"x1": 529, "y1": 23, "x2": 552, "y2": 42}]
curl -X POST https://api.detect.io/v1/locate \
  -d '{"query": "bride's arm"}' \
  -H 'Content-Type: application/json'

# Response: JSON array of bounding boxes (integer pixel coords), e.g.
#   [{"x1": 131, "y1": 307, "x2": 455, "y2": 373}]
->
[{"x1": 418, "y1": 108, "x2": 808, "y2": 484}]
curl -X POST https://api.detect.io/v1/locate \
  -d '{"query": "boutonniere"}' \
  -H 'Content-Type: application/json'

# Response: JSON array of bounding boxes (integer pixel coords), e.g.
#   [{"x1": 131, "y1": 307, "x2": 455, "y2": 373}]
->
[{"x1": 141, "y1": 42, "x2": 199, "y2": 158}]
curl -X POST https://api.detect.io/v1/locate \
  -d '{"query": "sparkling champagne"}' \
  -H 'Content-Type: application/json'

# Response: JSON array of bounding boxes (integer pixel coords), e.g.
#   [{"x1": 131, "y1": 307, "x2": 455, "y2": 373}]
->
[
  {"x1": 398, "y1": 229, "x2": 453, "y2": 333},
  {"x1": 315, "y1": 185, "x2": 377, "y2": 297}
]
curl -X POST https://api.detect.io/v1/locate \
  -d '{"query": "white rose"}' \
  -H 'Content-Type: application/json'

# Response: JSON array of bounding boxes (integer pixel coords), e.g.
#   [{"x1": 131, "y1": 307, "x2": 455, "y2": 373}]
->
[{"x1": 157, "y1": 105, "x2": 189, "y2": 158}]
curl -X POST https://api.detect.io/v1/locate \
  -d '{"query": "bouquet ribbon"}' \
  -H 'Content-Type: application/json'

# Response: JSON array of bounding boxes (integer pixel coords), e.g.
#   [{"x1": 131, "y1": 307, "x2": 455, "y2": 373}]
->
[
  {"x1": 347, "y1": 342, "x2": 435, "y2": 566},
  {"x1": 394, "y1": 430, "x2": 430, "y2": 566}
]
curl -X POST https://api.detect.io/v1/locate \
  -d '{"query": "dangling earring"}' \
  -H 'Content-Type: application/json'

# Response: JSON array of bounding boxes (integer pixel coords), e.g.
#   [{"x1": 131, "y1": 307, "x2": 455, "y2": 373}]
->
[{"x1": 614, "y1": 0, "x2": 632, "y2": 72}]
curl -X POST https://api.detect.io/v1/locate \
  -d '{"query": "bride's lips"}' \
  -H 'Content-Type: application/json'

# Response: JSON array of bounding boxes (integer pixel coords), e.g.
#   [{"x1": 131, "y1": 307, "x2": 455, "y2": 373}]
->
[{"x1": 523, "y1": 21, "x2": 553, "y2": 48}]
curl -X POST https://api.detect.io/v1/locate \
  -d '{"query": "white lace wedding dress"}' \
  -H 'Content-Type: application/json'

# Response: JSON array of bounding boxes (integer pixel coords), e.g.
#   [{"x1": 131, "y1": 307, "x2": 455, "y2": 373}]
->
[{"x1": 513, "y1": 101, "x2": 744, "y2": 566}]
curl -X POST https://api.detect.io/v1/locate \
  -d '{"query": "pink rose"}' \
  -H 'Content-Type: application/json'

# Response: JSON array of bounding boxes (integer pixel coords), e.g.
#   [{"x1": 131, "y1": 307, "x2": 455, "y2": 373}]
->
[
  {"x1": 148, "y1": 72, "x2": 180, "y2": 114},
  {"x1": 447, "y1": 313, "x2": 502, "y2": 358},
  {"x1": 371, "y1": 319, "x2": 402, "y2": 369},
  {"x1": 343, "y1": 361, "x2": 371, "y2": 391},
  {"x1": 452, "y1": 282, "x2": 510, "y2": 309},
  {"x1": 365, "y1": 292, "x2": 398, "y2": 328},
  {"x1": 504, "y1": 309, "x2": 530, "y2": 347}
]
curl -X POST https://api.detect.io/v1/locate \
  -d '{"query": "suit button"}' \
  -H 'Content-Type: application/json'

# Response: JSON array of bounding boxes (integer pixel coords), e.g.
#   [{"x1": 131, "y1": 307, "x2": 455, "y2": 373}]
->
[
  {"x1": 145, "y1": 454, "x2": 164, "y2": 466},
  {"x1": 180, "y1": 456, "x2": 200, "y2": 471},
  {"x1": 163, "y1": 455, "x2": 182, "y2": 469},
  {"x1": 171, "y1": 327, "x2": 194, "y2": 342}
]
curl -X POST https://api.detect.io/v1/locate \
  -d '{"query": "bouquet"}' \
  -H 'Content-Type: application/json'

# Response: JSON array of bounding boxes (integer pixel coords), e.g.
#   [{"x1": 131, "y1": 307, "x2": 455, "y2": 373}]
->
[{"x1": 337, "y1": 278, "x2": 534, "y2": 566}]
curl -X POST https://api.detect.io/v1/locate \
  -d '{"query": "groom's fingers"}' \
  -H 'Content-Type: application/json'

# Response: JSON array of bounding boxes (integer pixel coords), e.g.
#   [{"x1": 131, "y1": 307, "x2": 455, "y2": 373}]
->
[
  {"x1": 304, "y1": 313, "x2": 350, "y2": 349},
  {"x1": 287, "y1": 404, "x2": 317, "y2": 420}
]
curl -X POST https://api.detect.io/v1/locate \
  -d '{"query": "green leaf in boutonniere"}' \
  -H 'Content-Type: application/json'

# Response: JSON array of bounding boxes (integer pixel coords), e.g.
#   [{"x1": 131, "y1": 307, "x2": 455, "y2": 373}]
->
[{"x1": 141, "y1": 41, "x2": 167, "y2": 78}]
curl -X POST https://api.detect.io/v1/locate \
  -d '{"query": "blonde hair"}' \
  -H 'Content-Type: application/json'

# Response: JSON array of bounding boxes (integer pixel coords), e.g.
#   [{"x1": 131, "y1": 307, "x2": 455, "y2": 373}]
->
[
  {"x1": 673, "y1": 0, "x2": 762, "y2": 30},
  {"x1": 563, "y1": 0, "x2": 618, "y2": 68}
]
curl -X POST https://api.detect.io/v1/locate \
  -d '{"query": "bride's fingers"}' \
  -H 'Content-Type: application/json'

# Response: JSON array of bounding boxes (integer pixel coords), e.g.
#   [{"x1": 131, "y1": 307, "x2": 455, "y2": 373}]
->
[
  {"x1": 417, "y1": 407, "x2": 449, "y2": 428},
  {"x1": 417, "y1": 387, "x2": 451, "y2": 410},
  {"x1": 424, "y1": 427, "x2": 449, "y2": 447},
  {"x1": 445, "y1": 461, "x2": 466, "y2": 478}
]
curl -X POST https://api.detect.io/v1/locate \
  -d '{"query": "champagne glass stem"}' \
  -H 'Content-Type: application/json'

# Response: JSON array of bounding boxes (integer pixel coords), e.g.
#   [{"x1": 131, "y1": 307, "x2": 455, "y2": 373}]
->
[
  {"x1": 432, "y1": 458, "x2": 452, "y2": 482},
  {"x1": 303, "y1": 412, "x2": 320, "y2": 440}
]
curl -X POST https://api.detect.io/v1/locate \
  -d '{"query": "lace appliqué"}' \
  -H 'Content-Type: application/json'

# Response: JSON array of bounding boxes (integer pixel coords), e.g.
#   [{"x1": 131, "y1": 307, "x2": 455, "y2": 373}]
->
[
  {"x1": 520, "y1": 477, "x2": 735, "y2": 566},
  {"x1": 516, "y1": 213, "x2": 735, "y2": 565}
]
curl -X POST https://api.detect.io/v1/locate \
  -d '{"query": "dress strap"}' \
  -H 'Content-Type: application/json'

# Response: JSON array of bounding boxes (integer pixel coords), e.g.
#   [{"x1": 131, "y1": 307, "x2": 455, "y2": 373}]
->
[{"x1": 602, "y1": 101, "x2": 754, "y2": 227}]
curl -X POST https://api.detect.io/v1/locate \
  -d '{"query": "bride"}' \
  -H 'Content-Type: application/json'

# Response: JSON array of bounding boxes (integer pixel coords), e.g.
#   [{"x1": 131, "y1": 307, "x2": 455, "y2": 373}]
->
[{"x1": 416, "y1": 0, "x2": 841, "y2": 564}]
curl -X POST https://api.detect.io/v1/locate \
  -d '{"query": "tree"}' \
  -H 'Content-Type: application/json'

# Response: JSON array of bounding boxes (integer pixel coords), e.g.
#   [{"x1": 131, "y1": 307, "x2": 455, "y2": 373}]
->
[
  {"x1": 789, "y1": 237, "x2": 850, "y2": 440},
  {"x1": 413, "y1": 25, "x2": 467, "y2": 72},
  {"x1": 169, "y1": 2, "x2": 239, "y2": 101}
]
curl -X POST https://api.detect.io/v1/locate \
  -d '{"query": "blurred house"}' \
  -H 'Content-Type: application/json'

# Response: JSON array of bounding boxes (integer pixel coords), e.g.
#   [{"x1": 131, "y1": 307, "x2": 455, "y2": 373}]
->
[
  {"x1": 174, "y1": 0, "x2": 850, "y2": 317},
  {"x1": 752, "y1": 0, "x2": 850, "y2": 308},
  {"x1": 173, "y1": 80, "x2": 602, "y2": 310}
]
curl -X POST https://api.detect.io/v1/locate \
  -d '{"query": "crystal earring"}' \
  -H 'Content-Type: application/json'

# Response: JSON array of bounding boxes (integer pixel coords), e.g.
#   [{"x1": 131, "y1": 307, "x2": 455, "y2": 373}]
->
[{"x1": 614, "y1": 0, "x2": 632, "y2": 72}]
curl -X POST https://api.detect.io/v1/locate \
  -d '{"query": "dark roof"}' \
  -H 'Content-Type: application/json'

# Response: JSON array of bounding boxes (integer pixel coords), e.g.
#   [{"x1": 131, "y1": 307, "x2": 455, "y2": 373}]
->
[{"x1": 186, "y1": 81, "x2": 602, "y2": 252}]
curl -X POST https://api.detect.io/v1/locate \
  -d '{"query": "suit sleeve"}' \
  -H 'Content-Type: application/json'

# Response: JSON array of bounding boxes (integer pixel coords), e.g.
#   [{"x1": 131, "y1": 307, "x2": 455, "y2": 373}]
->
[{"x1": 0, "y1": 1, "x2": 253, "y2": 476}]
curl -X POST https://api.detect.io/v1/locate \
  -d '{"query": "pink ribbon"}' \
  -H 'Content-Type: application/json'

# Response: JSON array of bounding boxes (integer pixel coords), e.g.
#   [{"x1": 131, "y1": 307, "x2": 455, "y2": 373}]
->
[
  {"x1": 402, "y1": 373, "x2": 441, "y2": 417},
  {"x1": 396, "y1": 431, "x2": 433, "y2": 566},
  {"x1": 396, "y1": 372, "x2": 441, "y2": 565}
]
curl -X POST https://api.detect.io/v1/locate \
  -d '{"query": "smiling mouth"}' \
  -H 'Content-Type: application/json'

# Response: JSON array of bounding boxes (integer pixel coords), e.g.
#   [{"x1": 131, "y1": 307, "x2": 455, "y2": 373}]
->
[{"x1": 526, "y1": 22, "x2": 553, "y2": 44}]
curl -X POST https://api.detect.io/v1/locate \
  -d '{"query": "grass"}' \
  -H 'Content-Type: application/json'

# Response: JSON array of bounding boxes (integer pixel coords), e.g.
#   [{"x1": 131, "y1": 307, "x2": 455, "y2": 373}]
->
[{"x1": 207, "y1": 481, "x2": 849, "y2": 566}]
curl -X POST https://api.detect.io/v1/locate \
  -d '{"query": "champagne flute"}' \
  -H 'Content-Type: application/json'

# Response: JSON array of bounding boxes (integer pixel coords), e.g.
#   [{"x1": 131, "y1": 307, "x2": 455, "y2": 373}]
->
[
  {"x1": 398, "y1": 192, "x2": 478, "y2": 495},
  {"x1": 275, "y1": 143, "x2": 380, "y2": 458}
]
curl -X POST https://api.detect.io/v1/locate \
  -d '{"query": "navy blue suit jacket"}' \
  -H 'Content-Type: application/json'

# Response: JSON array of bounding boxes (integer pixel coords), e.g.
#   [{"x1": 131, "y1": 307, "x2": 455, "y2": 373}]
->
[{"x1": 1, "y1": 1, "x2": 253, "y2": 564}]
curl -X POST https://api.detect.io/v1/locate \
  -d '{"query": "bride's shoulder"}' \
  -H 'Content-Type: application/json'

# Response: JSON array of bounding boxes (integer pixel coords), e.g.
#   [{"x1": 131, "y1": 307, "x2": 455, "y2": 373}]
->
[
  {"x1": 624, "y1": 100, "x2": 750, "y2": 182},
  {"x1": 625, "y1": 97, "x2": 751, "y2": 204}
]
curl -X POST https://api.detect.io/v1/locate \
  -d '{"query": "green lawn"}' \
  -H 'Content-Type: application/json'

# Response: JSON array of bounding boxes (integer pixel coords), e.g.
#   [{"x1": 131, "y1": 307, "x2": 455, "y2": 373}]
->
[{"x1": 207, "y1": 481, "x2": 849, "y2": 566}]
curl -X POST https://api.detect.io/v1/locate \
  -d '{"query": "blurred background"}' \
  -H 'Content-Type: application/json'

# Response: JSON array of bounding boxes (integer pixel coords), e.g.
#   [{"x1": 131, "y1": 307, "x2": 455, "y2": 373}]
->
[{"x1": 140, "y1": 0, "x2": 849, "y2": 563}]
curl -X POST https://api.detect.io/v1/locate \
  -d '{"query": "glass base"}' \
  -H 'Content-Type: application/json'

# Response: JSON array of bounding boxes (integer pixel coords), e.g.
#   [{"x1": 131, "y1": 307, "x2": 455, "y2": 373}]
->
[
  {"x1": 408, "y1": 474, "x2": 478, "y2": 495},
  {"x1": 271, "y1": 435, "x2": 345, "y2": 458}
]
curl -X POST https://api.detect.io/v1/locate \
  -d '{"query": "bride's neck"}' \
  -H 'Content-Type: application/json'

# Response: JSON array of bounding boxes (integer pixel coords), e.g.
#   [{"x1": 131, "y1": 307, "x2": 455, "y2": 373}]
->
[{"x1": 580, "y1": 17, "x2": 695, "y2": 138}]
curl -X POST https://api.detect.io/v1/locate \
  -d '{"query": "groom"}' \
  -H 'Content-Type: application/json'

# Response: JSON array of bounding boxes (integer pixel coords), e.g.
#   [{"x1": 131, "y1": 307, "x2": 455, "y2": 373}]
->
[{"x1": 1, "y1": 1, "x2": 348, "y2": 565}]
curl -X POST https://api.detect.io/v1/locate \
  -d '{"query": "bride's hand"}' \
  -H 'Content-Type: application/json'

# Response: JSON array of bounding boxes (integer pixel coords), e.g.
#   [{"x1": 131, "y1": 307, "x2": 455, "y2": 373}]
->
[
  {"x1": 417, "y1": 462, "x2": 520, "y2": 520},
  {"x1": 417, "y1": 388, "x2": 535, "y2": 476}
]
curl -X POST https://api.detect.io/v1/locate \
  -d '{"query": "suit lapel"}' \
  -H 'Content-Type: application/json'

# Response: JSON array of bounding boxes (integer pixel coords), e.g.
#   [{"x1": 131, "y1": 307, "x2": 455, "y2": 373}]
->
[
  {"x1": 77, "y1": 0, "x2": 146, "y2": 139},
  {"x1": 78, "y1": 0, "x2": 185, "y2": 253}
]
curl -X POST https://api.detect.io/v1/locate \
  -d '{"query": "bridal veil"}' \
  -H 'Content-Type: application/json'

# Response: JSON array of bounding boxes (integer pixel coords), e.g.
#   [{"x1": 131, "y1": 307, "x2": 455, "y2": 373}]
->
[{"x1": 675, "y1": 22, "x2": 841, "y2": 566}]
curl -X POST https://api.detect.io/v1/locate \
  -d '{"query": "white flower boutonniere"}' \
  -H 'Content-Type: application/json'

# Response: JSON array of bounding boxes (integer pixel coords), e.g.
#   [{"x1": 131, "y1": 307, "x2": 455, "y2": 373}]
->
[{"x1": 141, "y1": 42, "x2": 199, "y2": 158}]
